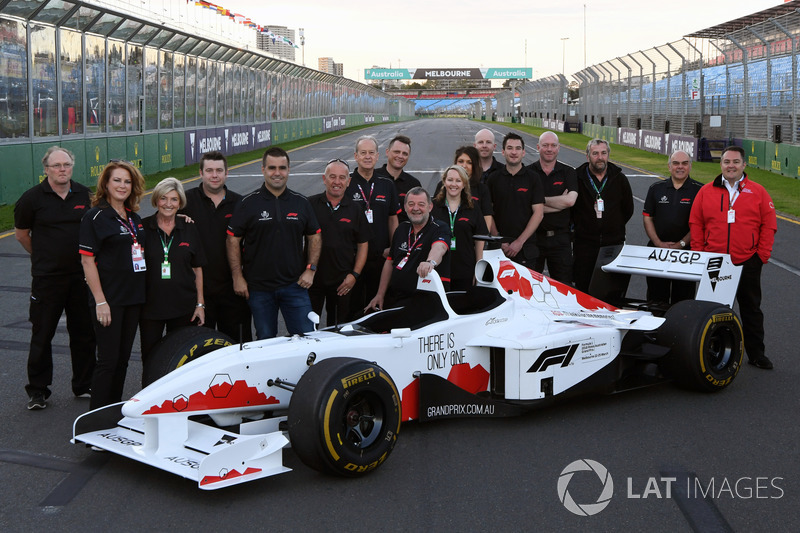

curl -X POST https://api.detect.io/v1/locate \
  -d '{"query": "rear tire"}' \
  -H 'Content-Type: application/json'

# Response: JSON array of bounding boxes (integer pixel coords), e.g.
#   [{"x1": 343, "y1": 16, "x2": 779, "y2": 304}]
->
[
  {"x1": 657, "y1": 300, "x2": 743, "y2": 392},
  {"x1": 287, "y1": 358, "x2": 401, "y2": 477},
  {"x1": 145, "y1": 327, "x2": 235, "y2": 386}
]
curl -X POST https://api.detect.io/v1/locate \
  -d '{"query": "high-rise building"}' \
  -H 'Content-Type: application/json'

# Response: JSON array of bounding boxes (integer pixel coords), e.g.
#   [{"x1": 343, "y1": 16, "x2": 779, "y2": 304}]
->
[
  {"x1": 318, "y1": 57, "x2": 343, "y2": 76},
  {"x1": 257, "y1": 25, "x2": 296, "y2": 62}
]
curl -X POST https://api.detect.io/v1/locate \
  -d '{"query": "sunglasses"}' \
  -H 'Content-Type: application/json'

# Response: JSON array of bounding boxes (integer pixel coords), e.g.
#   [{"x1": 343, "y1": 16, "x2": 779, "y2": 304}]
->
[
  {"x1": 110, "y1": 159, "x2": 135, "y2": 166},
  {"x1": 46, "y1": 162, "x2": 74, "y2": 170},
  {"x1": 327, "y1": 158, "x2": 350, "y2": 171}
]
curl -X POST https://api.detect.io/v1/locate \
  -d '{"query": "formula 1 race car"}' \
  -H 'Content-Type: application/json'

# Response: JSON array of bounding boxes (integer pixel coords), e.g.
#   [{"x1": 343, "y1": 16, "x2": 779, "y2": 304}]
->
[{"x1": 73, "y1": 244, "x2": 744, "y2": 489}]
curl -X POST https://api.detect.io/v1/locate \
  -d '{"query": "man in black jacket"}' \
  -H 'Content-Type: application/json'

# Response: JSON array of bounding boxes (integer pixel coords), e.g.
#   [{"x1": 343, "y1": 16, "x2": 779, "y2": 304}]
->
[{"x1": 572, "y1": 139, "x2": 633, "y2": 293}]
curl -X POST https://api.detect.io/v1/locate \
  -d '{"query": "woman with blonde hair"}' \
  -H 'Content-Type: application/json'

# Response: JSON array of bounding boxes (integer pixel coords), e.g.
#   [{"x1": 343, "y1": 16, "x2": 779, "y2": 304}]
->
[
  {"x1": 432, "y1": 165, "x2": 487, "y2": 291},
  {"x1": 139, "y1": 177, "x2": 206, "y2": 386}
]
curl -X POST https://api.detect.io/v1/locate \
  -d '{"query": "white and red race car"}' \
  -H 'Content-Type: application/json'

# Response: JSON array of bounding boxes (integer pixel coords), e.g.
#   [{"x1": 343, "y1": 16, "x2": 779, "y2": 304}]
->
[{"x1": 73, "y1": 244, "x2": 744, "y2": 489}]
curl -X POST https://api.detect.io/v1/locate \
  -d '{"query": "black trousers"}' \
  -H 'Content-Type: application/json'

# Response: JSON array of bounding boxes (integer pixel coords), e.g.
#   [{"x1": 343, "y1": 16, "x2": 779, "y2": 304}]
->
[
  {"x1": 736, "y1": 254, "x2": 766, "y2": 361},
  {"x1": 90, "y1": 304, "x2": 141, "y2": 410},
  {"x1": 573, "y1": 240, "x2": 601, "y2": 293},
  {"x1": 26, "y1": 274, "x2": 95, "y2": 398},
  {"x1": 139, "y1": 313, "x2": 194, "y2": 387},
  {"x1": 309, "y1": 282, "x2": 353, "y2": 327},
  {"x1": 534, "y1": 233, "x2": 573, "y2": 285},
  {"x1": 204, "y1": 288, "x2": 252, "y2": 343},
  {"x1": 348, "y1": 255, "x2": 384, "y2": 320},
  {"x1": 646, "y1": 276, "x2": 696, "y2": 305}
]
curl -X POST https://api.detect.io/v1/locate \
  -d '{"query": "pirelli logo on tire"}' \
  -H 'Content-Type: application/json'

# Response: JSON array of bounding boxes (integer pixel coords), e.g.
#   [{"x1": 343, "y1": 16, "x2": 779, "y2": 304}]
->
[
  {"x1": 711, "y1": 313, "x2": 735, "y2": 324},
  {"x1": 341, "y1": 368, "x2": 377, "y2": 389}
]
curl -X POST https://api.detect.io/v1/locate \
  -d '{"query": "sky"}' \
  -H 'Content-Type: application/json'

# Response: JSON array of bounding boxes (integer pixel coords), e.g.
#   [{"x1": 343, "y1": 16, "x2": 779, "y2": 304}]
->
[{"x1": 217, "y1": 0, "x2": 786, "y2": 83}]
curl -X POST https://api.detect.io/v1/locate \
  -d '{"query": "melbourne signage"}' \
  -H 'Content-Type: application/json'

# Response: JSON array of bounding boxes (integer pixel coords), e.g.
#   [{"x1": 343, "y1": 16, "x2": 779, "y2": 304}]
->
[{"x1": 364, "y1": 67, "x2": 532, "y2": 80}]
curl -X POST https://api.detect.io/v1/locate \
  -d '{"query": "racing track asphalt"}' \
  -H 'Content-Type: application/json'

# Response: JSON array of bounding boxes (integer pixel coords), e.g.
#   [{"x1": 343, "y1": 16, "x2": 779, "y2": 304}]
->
[{"x1": 1, "y1": 119, "x2": 799, "y2": 532}]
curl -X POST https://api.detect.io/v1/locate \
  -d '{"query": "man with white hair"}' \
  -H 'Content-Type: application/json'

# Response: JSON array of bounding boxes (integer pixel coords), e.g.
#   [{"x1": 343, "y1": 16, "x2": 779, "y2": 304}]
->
[{"x1": 642, "y1": 150, "x2": 703, "y2": 304}]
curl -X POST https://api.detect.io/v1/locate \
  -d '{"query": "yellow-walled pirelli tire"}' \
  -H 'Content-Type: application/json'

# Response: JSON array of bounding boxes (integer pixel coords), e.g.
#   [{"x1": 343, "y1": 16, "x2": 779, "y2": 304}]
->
[
  {"x1": 145, "y1": 327, "x2": 235, "y2": 386},
  {"x1": 657, "y1": 300, "x2": 744, "y2": 392},
  {"x1": 287, "y1": 358, "x2": 402, "y2": 477}
]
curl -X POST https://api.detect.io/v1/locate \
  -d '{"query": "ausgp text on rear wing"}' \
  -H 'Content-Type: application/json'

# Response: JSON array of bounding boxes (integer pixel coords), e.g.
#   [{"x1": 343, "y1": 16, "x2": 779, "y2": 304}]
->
[{"x1": 599, "y1": 245, "x2": 742, "y2": 307}]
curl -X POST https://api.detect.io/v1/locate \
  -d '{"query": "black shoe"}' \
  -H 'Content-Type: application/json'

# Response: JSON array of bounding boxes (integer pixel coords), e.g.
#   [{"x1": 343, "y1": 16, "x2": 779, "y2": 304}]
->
[
  {"x1": 748, "y1": 356, "x2": 774, "y2": 370},
  {"x1": 74, "y1": 390, "x2": 91, "y2": 399},
  {"x1": 27, "y1": 393, "x2": 47, "y2": 410}
]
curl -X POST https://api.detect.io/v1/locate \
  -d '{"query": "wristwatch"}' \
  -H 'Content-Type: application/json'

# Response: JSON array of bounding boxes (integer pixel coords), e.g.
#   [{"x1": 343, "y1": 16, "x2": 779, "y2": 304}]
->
[
  {"x1": 306, "y1": 264, "x2": 317, "y2": 271},
  {"x1": 427, "y1": 259, "x2": 437, "y2": 267},
  {"x1": 679, "y1": 240, "x2": 687, "y2": 249}
]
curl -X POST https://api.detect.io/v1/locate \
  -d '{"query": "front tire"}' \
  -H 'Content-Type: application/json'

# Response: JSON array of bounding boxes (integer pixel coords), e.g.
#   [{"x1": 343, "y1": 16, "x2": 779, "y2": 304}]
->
[
  {"x1": 287, "y1": 358, "x2": 401, "y2": 477},
  {"x1": 657, "y1": 300, "x2": 743, "y2": 392},
  {"x1": 145, "y1": 327, "x2": 235, "y2": 386}
]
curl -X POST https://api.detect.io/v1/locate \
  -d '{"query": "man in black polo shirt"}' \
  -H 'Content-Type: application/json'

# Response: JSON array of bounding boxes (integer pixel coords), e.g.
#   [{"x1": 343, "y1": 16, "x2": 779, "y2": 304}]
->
[
  {"x1": 474, "y1": 128, "x2": 502, "y2": 183},
  {"x1": 527, "y1": 131, "x2": 578, "y2": 284},
  {"x1": 182, "y1": 151, "x2": 252, "y2": 342},
  {"x1": 642, "y1": 150, "x2": 703, "y2": 304},
  {"x1": 14, "y1": 146, "x2": 95, "y2": 410},
  {"x1": 487, "y1": 132, "x2": 544, "y2": 267},
  {"x1": 227, "y1": 147, "x2": 321, "y2": 340},
  {"x1": 573, "y1": 139, "x2": 634, "y2": 293},
  {"x1": 368, "y1": 187, "x2": 450, "y2": 310},
  {"x1": 309, "y1": 159, "x2": 370, "y2": 325},
  {"x1": 375, "y1": 135, "x2": 421, "y2": 212},
  {"x1": 346, "y1": 135, "x2": 401, "y2": 318}
]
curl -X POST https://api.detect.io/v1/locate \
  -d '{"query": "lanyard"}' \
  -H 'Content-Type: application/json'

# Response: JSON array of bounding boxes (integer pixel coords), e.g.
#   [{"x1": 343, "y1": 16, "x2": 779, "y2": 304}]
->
[
  {"x1": 447, "y1": 203, "x2": 459, "y2": 234},
  {"x1": 357, "y1": 182, "x2": 374, "y2": 211},
  {"x1": 159, "y1": 230, "x2": 174, "y2": 259},
  {"x1": 406, "y1": 226, "x2": 423, "y2": 256},
  {"x1": 587, "y1": 168, "x2": 607, "y2": 198},
  {"x1": 327, "y1": 200, "x2": 341, "y2": 212},
  {"x1": 117, "y1": 215, "x2": 139, "y2": 244},
  {"x1": 726, "y1": 178, "x2": 744, "y2": 208}
]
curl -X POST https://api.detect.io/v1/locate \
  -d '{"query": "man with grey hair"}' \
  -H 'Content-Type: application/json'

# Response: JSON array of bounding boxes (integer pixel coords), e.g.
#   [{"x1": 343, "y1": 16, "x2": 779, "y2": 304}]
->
[
  {"x1": 14, "y1": 146, "x2": 95, "y2": 410},
  {"x1": 572, "y1": 139, "x2": 633, "y2": 293},
  {"x1": 346, "y1": 135, "x2": 401, "y2": 317},
  {"x1": 642, "y1": 150, "x2": 703, "y2": 304},
  {"x1": 527, "y1": 131, "x2": 578, "y2": 284},
  {"x1": 474, "y1": 128, "x2": 502, "y2": 182},
  {"x1": 367, "y1": 187, "x2": 450, "y2": 311}
]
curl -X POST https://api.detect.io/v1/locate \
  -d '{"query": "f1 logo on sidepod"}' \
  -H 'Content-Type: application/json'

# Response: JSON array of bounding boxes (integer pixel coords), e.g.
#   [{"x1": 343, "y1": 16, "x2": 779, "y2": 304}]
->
[{"x1": 527, "y1": 345, "x2": 579, "y2": 372}]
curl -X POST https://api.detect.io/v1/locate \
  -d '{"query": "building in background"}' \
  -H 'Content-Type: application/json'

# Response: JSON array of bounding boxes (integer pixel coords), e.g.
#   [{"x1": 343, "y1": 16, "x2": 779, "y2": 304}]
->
[
  {"x1": 318, "y1": 58, "x2": 344, "y2": 76},
  {"x1": 256, "y1": 25, "x2": 296, "y2": 62}
]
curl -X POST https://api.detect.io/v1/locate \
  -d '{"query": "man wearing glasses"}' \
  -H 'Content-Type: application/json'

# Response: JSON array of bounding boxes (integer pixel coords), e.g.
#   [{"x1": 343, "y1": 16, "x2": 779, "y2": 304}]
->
[
  {"x1": 346, "y1": 135, "x2": 401, "y2": 319},
  {"x1": 14, "y1": 146, "x2": 96, "y2": 410}
]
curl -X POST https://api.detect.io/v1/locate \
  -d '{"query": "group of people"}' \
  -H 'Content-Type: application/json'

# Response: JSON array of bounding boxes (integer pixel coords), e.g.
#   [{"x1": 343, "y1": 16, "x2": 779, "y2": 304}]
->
[{"x1": 13, "y1": 130, "x2": 778, "y2": 412}]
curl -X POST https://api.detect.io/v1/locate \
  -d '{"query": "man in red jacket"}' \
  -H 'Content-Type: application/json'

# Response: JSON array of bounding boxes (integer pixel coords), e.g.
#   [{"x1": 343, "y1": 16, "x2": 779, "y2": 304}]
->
[{"x1": 689, "y1": 146, "x2": 778, "y2": 369}]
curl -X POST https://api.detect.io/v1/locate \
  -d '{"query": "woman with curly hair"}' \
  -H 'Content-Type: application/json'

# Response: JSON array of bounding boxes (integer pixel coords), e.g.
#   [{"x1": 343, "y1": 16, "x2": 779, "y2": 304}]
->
[{"x1": 79, "y1": 160, "x2": 146, "y2": 409}]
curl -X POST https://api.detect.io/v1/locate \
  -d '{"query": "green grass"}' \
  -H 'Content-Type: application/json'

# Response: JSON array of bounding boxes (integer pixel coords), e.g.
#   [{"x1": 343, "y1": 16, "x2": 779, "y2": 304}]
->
[
  {"x1": 0, "y1": 124, "x2": 377, "y2": 234},
  {"x1": 480, "y1": 120, "x2": 800, "y2": 219}
]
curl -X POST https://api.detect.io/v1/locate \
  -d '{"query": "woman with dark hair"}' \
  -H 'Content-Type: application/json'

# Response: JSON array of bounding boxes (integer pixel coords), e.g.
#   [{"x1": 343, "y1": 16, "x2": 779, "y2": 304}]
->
[
  {"x1": 140, "y1": 177, "x2": 207, "y2": 386},
  {"x1": 432, "y1": 165, "x2": 487, "y2": 291},
  {"x1": 453, "y1": 146, "x2": 494, "y2": 233},
  {"x1": 79, "y1": 160, "x2": 146, "y2": 410}
]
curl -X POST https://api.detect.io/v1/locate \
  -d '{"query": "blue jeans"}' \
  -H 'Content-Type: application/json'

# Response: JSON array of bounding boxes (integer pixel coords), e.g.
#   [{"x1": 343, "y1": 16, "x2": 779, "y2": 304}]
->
[{"x1": 248, "y1": 283, "x2": 313, "y2": 340}]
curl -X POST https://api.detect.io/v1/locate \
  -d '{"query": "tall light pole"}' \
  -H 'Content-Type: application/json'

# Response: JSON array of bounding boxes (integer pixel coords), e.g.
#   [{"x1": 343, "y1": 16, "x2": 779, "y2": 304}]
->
[
  {"x1": 299, "y1": 27, "x2": 305, "y2": 66},
  {"x1": 561, "y1": 37, "x2": 569, "y2": 75}
]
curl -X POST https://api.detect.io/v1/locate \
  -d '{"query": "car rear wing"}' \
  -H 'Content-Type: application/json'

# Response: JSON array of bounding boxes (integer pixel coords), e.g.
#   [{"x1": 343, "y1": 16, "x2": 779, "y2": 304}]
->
[{"x1": 599, "y1": 244, "x2": 742, "y2": 307}]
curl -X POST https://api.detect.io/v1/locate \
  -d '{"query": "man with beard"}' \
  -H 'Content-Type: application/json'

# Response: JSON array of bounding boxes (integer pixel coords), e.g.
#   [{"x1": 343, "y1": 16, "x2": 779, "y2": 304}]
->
[
  {"x1": 367, "y1": 187, "x2": 450, "y2": 311},
  {"x1": 573, "y1": 139, "x2": 633, "y2": 293},
  {"x1": 527, "y1": 131, "x2": 578, "y2": 284},
  {"x1": 487, "y1": 132, "x2": 544, "y2": 268}
]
